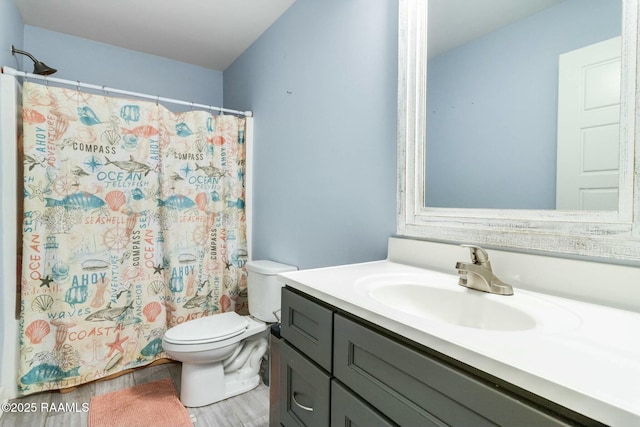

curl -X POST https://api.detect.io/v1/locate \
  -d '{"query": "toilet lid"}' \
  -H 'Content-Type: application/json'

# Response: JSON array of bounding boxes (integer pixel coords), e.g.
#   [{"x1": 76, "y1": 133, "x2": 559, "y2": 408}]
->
[{"x1": 164, "y1": 312, "x2": 250, "y2": 344}]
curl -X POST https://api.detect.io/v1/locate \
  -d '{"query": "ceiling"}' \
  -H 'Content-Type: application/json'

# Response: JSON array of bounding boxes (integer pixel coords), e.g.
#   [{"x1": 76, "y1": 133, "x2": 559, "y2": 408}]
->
[
  {"x1": 14, "y1": 0, "x2": 296, "y2": 71},
  {"x1": 428, "y1": 0, "x2": 564, "y2": 58},
  {"x1": 14, "y1": 0, "x2": 565, "y2": 70}
]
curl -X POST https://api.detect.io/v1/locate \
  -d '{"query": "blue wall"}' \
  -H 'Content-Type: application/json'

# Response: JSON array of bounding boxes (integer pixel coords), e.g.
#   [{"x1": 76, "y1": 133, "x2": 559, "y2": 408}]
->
[
  {"x1": 224, "y1": 0, "x2": 398, "y2": 269},
  {"x1": 0, "y1": 0, "x2": 23, "y2": 69},
  {"x1": 23, "y1": 26, "x2": 223, "y2": 110},
  {"x1": 426, "y1": 0, "x2": 621, "y2": 209}
]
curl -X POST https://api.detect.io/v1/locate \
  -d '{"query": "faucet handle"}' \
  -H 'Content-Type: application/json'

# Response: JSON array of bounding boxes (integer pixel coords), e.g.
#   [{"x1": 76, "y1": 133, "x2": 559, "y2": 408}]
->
[{"x1": 461, "y1": 244, "x2": 491, "y2": 268}]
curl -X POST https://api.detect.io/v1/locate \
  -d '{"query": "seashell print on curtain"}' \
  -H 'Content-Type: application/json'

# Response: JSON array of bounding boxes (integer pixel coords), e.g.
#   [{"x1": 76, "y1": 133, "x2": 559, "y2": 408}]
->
[{"x1": 18, "y1": 82, "x2": 248, "y2": 394}]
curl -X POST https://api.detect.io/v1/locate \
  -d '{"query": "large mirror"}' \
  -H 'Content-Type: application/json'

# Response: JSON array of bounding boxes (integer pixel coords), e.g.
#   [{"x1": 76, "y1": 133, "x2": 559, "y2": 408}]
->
[
  {"x1": 397, "y1": 0, "x2": 640, "y2": 261},
  {"x1": 426, "y1": 0, "x2": 622, "y2": 210}
]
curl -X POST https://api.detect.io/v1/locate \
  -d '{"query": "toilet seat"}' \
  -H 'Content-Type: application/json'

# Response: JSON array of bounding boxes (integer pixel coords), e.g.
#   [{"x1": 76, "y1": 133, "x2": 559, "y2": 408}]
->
[{"x1": 164, "y1": 312, "x2": 250, "y2": 345}]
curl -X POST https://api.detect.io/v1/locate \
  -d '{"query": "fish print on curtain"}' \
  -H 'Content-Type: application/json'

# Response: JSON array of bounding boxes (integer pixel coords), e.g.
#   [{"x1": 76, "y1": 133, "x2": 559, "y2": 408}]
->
[{"x1": 18, "y1": 81, "x2": 248, "y2": 394}]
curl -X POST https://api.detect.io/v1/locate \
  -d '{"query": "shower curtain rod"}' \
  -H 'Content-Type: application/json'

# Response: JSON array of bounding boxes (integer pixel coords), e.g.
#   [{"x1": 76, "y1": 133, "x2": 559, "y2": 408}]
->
[{"x1": 1, "y1": 66, "x2": 253, "y2": 117}]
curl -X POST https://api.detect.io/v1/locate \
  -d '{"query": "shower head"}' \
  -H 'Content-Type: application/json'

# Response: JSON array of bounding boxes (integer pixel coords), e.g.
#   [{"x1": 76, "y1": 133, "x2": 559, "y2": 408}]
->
[{"x1": 11, "y1": 45, "x2": 57, "y2": 76}]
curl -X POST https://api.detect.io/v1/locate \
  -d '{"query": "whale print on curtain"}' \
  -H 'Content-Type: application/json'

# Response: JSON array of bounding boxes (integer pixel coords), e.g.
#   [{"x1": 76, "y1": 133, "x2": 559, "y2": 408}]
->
[{"x1": 18, "y1": 81, "x2": 248, "y2": 394}]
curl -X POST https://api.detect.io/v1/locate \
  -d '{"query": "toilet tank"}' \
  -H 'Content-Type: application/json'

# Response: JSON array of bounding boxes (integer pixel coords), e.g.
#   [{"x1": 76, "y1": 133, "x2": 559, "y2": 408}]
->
[{"x1": 246, "y1": 260, "x2": 297, "y2": 322}]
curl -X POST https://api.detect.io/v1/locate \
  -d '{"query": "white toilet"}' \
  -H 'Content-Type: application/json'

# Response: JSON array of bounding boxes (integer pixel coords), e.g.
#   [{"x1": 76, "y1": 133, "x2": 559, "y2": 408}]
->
[{"x1": 162, "y1": 260, "x2": 297, "y2": 407}]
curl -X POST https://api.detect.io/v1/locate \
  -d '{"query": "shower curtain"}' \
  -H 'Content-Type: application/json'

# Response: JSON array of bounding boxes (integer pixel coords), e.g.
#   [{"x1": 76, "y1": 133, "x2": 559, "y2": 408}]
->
[{"x1": 17, "y1": 81, "x2": 248, "y2": 395}]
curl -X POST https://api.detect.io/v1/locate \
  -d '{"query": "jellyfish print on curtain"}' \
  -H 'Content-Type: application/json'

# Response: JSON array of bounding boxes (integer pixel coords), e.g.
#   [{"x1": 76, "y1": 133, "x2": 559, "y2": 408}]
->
[{"x1": 18, "y1": 81, "x2": 248, "y2": 394}]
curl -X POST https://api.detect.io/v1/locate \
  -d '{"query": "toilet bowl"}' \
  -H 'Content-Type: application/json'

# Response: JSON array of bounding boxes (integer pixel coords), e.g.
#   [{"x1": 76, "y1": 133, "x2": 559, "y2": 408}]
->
[
  {"x1": 162, "y1": 260, "x2": 297, "y2": 407},
  {"x1": 163, "y1": 312, "x2": 268, "y2": 407}
]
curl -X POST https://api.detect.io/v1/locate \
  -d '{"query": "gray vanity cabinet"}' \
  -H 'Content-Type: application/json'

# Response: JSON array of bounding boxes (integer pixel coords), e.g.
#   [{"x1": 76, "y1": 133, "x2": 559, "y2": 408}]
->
[
  {"x1": 279, "y1": 342, "x2": 331, "y2": 426},
  {"x1": 280, "y1": 287, "x2": 333, "y2": 372},
  {"x1": 279, "y1": 287, "x2": 396, "y2": 427},
  {"x1": 330, "y1": 380, "x2": 396, "y2": 427},
  {"x1": 279, "y1": 288, "x2": 334, "y2": 426},
  {"x1": 333, "y1": 314, "x2": 574, "y2": 427},
  {"x1": 277, "y1": 287, "x2": 596, "y2": 427}
]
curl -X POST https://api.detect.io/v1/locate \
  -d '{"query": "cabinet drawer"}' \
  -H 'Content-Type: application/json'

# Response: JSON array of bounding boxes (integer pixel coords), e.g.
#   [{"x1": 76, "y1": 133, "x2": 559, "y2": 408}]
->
[
  {"x1": 281, "y1": 287, "x2": 333, "y2": 371},
  {"x1": 331, "y1": 380, "x2": 397, "y2": 427},
  {"x1": 333, "y1": 314, "x2": 573, "y2": 427},
  {"x1": 279, "y1": 341, "x2": 331, "y2": 427}
]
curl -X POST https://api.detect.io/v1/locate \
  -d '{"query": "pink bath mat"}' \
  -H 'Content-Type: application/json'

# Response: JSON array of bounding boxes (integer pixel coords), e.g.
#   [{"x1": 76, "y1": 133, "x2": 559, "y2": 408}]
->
[{"x1": 88, "y1": 378, "x2": 192, "y2": 427}]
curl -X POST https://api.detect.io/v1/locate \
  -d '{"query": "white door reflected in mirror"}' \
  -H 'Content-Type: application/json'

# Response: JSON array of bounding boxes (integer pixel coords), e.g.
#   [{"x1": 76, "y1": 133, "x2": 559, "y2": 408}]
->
[{"x1": 556, "y1": 36, "x2": 621, "y2": 210}]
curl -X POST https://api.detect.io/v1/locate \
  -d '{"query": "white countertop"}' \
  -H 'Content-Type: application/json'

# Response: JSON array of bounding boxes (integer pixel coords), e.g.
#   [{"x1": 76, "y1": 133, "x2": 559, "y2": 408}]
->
[{"x1": 278, "y1": 260, "x2": 640, "y2": 426}]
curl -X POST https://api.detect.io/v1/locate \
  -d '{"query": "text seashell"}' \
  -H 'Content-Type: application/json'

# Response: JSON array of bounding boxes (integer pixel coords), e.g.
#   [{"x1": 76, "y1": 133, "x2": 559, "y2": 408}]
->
[
  {"x1": 195, "y1": 192, "x2": 208, "y2": 211},
  {"x1": 22, "y1": 108, "x2": 46, "y2": 125},
  {"x1": 147, "y1": 280, "x2": 165, "y2": 295},
  {"x1": 25, "y1": 320, "x2": 51, "y2": 344},
  {"x1": 142, "y1": 302, "x2": 162, "y2": 322},
  {"x1": 105, "y1": 190, "x2": 126, "y2": 211},
  {"x1": 101, "y1": 129, "x2": 122, "y2": 146},
  {"x1": 31, "y1": 295, "x2": 54, "y2": 312}
]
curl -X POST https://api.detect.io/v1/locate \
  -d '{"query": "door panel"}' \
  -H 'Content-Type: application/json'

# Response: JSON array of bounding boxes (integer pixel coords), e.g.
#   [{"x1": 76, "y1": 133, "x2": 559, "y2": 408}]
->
[{"x1": 556, "y1": 36, "x2": 621, "y2": 210}]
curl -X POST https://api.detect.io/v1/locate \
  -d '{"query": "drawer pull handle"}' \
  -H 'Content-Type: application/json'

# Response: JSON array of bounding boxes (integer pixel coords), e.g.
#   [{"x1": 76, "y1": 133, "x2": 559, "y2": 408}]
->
[{"x1": 292, "y1": 392, "x2": 314, "y2": 412}]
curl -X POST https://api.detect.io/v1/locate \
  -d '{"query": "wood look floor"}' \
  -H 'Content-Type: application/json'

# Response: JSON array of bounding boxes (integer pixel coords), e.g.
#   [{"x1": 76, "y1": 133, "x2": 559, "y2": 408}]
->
[{"x1": 0, "y1": 362, "x2": 269, "y2": 427}]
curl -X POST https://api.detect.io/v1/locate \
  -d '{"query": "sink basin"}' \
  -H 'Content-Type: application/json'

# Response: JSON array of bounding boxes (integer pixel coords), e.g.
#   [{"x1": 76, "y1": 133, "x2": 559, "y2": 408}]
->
[
  {"x1": 368, "y1": 283, "x2": 535, "y2": 331},
  {"x1": 356, "y1": 273, "x2": 580, "y2": 332}
]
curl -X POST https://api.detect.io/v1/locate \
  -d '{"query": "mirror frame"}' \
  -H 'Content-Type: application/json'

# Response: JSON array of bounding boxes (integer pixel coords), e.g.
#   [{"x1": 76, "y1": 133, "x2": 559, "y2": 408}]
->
[{"x1": 397, "y1": 0, "x2": 640, "y2": 261}]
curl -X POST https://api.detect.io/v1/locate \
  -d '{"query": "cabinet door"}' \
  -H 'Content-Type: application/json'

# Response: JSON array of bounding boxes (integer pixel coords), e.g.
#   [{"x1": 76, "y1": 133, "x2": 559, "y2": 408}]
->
[
  {"x1": 331, "y1": 380, "x2": 397, "y2": 427},
  {"x1": 279, "y1": 341, "x2": 331, "y2": 427},
  {"x1": 281, "y1": 287, "x2": 334, "y2": 372},
  {"x1": 334, "y1": 314, "x2": 574, "y2": 427}
]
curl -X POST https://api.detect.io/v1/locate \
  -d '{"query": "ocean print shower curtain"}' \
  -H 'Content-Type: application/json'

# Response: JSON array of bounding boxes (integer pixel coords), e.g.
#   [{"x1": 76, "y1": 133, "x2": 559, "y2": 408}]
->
[{"x1": 18, "y1": 81, "x2": 248, "y2": 394}]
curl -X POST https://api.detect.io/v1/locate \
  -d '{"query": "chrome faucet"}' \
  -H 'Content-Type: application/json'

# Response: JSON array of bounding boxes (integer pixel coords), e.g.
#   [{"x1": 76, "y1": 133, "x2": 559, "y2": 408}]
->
[{"x1": 455, "y1": 245, "x2": 513, "y2": 295}]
